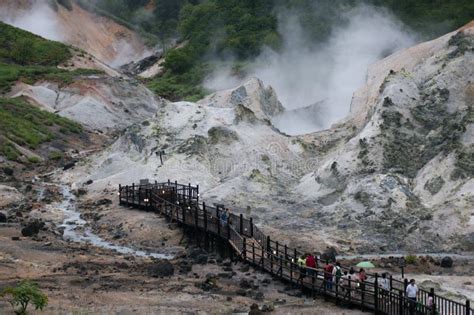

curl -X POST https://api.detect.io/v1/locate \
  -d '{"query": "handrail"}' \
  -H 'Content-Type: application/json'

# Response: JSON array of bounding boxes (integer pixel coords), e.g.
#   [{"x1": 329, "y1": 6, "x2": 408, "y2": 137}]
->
[{"x1": 118, "y1": 182, "x2": 473, "y2": 315}]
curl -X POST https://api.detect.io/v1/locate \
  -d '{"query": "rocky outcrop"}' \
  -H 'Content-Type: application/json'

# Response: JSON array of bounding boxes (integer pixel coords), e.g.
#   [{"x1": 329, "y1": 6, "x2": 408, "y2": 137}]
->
[
  {"x1": 8, "y1": 77, "x2": 164, "y2": 133},
  {"x1": 65, "y1": 22, "x2": 474, "y2": 255}
]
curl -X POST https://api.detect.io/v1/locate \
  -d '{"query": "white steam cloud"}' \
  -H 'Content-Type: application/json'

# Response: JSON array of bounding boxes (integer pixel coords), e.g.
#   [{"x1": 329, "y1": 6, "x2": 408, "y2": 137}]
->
[
  {"x1": 0, "y1": 1, "x2": 64, "y2": 41},
  {"x1": 205, "y1": 5, "x2": 417, "y2": 135}
]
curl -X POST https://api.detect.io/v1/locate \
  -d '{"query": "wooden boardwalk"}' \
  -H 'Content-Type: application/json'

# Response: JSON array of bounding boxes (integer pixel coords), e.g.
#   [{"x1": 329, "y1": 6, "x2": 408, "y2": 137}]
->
[{"x1": 119, "y1": 181, "x2": 472, "y2": 315}]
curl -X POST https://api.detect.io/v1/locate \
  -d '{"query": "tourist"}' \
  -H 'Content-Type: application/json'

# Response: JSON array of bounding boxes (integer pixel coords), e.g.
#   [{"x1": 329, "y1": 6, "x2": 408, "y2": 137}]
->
[
  {"x1": 332, "y1": 262, "x2": 342, "y2": 286},
  {"x1": 220, "y1": 208, "x2": 229, "y2": 225},
  {"x1": 378, "y1": 273, "x2": 390, "y2": 292},
  {"x1": 324, "y1": 261, "x2": 334, "y2": 290},
  {"x1": 297, "y1": 255, "x2": 307, "y2": 286},
  {"x1": 358, "y1": 268, "x2": 367, "y2": 291},
  {"x1": 427, "y1": 292, "x2": 435, "y2": 311},
  {"x1": 306, "y1": 253, "x2": 317, "y2": 277},
  {"x1": 406, "y1": 279, "x2": 418, "y2": 315}
]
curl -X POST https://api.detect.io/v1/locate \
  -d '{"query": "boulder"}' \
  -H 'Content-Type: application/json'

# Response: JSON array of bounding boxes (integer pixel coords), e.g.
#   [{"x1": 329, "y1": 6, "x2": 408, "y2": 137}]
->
[
  {"x1": 148, "y1": 260, "x2": 174, "y2": 277},
  {"x1": 249, "y1": 303, "x2": 262, "y2": 315},
  {"x1": 440, "y1": 256, "x2": 453, "y2": 268},
  {"x1": 21, "y1": 220, "x2": 45, "y2": 237},
  {"x1": 0, "y1": 212, "x2": 7, "y2": 223},
  {"x1": 95, "y1": 199, "x2": 112, "y2": 206}
]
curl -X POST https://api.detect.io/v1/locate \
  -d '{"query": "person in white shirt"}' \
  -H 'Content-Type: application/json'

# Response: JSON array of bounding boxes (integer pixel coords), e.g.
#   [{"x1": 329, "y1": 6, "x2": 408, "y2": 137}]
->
[
  {"x1": 378, "y1": 273, "x2": 390, "y2": 292},
  {"x1": 406, "y1": 279, "x2": 418, "y2": 315}
]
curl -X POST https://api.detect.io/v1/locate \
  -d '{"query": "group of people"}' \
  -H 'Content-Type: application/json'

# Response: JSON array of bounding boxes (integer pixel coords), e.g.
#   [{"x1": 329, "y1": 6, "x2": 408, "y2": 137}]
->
[{"x1": 295, "y1": 255, "x2": 431, "y2": 314}]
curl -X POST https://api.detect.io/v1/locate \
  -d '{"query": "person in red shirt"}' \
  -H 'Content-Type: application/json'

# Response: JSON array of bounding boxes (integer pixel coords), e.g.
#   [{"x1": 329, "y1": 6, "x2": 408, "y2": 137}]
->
[
  {"x1": 324, "y1": 261, "x2": 334, "y2": 290},
  {"x1": 306, "y1": 253, "x2": 317, "y2": 278},
  {"x1": 358, "y1": 268, "x2": 367, "y2": 291}
]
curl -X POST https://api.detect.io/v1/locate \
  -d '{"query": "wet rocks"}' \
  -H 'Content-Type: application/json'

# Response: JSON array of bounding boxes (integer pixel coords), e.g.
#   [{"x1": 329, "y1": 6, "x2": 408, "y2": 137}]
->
[
  {"x1": 147, "y1": 260, "x2": 174, "y2": 278},
  {"x1": 196, "y1": 273, "x2": 219, "y2": 291},
  {"x1": 0, "y1": 212, "x2": 6, "y2": 222},
  {"x1": 21, "y1": 220, "x2": 45, "y2": 237},
  {"x1": 249, "y1": 303, "x2": 262, "y2": 315},
  {"x1": 188, "y1": 247, "x2": 208, "y2": 264},
  {"x1": 441, "y1": 256, "x2": 453, "y2": 268},
  {"x1": 95, "y1": 198, "x2": 112, "y2": 206}
]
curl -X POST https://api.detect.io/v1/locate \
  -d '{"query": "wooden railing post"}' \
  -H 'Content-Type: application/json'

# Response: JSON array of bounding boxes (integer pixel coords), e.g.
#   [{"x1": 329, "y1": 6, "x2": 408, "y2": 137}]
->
[
  {"x1": 430, "y1": 288, "x2": 436, "y2": 315},
  {"x1": 174, "y1": 180, "x2": 178, "y2": 200},
  {"x1": 194, "y1": 206, "x2": 198, "y2": 227},
  {"x1": 188, "y1": 183, "x2": 191, "y2": 200},
  {"x1": 227, "y1": 220, "x2": 231, "y2": 240},
  {"x1": 242, "y1": 238, "x2": 246, "y2": 260},
  {"x1": 182, "y1": 205, "x2": 186, "y2": 224},
  {"x1": 252, "y1": 242, "x2": 255, "y2": 264},
  {"x1": 276, "y1": 241, "x2": 279, "y2": 257},
  {"x1": 118, "y1": 184, "x2": 122, "y2": 204},
  {"x1": 270, "y1": 252, "x2": 273, "y2": 274},
  {"x1": 239, "y1": 214, "x2": 243, "y2": 234},
  {"x1": 196, "y1": 184, "x2": 199, "y2": 202},
  {"x1": 131, "y1": 183, "x2": 135, "y2": 204},
  {"x1": 249, "y1": 217, "x2": 253, "y2": 237},
  {"x1": 203, "y1": 203, "x2": 207, "y2": 232},
  {"x1": 390, "y1": 274, "x2": 393, "y2": 291},
  {"x1": 290, "y1": 260, "x2": 293, "y2": 283},
  {"x1": 398, "y1": 291, "x2": 403, "y2": 315},
  {"x1": 284, "y1": 245, "x2": 288, "y2": 260},
  {"x1": 374, "y1": 273, "x2": 379, "y2": 312},
  {"x1": 216, "y1": 207, "x2": 221, "y2": 236},
  {"x1": 266, "y1": 236, "x2": 271, "y2": 252},
  {"x1": 466, "y1": 300, "x2": 470, "y2": 315},
  {"x1": 138, "y1": 187, "x2": 141, "y2": 207}
]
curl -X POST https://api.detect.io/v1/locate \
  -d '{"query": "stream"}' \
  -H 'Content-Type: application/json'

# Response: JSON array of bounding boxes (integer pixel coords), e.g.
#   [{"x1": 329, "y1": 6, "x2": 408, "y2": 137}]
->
[{"x1": 39, "y1": 182, "x2": 173, "y2": 259}]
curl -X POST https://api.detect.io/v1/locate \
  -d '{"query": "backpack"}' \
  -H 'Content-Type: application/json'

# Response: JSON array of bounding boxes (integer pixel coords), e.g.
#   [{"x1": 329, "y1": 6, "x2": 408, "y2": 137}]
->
[{"x1": 335, "y1": 266, "x2": 342, "y2": 278}]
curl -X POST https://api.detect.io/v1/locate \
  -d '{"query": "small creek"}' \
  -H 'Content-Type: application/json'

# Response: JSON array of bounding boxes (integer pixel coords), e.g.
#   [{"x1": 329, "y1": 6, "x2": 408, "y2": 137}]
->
[{"x1": 39, "y1": 182, "x2": 173, "y2": 259}]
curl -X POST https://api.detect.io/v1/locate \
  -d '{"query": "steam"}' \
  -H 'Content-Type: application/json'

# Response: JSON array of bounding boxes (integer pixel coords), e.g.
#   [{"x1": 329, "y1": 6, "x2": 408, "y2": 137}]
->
[
  {"x1": 0, "y1": 1, "x2": 64, "y2": 41},
  {"x1": 205, "y1": 5, "x2": 417, "y2": 135}
]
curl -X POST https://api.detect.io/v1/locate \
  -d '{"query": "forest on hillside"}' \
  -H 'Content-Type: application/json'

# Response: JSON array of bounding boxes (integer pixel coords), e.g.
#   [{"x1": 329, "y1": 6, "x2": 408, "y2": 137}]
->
[{"x1": 76, "y1": 0, "x2": 474, "y2": 101}]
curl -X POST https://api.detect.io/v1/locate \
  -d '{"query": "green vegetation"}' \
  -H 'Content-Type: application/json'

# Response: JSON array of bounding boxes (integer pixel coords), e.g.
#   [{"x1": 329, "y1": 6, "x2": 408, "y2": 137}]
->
[
  {"x1": 0, "y1": 97, "x2": 82, "y2": 161},
  {"x1": 0, "y1": 22, "x2": 102, "y2": 94},
  {"x1": 48, "y1": 151, "x2": 64, "y2": 161},
  {"x1": 405, "y1": 254, "x2": 417, "y2": 265},
  {"x1": 1, "y1": 280, "x2": 48, "y2": 314},
  {"x1": 85, "y1": 0, "x2": 474, "y2": 101},
  {"x1": 0, "y1": 21, "x2": 70, "y2": 66}
]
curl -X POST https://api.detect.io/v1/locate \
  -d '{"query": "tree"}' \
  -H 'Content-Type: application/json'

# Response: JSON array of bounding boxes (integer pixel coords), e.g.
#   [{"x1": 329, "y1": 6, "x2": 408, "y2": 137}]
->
[{"x1": 1, "y1": 280, "x2": 48, "y2": 315}]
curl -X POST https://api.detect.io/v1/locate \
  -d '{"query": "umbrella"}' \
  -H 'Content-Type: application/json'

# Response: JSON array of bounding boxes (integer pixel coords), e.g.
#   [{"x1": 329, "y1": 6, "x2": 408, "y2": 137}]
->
[{"x1": 356, "y1": 261, "x2": 375, "y2": 268}]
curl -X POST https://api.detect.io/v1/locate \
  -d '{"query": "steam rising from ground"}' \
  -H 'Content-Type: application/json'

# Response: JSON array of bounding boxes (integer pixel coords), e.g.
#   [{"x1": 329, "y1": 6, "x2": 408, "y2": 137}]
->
[
  {"x1": 0, "y1": 1, "x2": 64, "y2": 41},
  {"x1": 205, "y1": 5, "x2": 416, "y2": 135}
]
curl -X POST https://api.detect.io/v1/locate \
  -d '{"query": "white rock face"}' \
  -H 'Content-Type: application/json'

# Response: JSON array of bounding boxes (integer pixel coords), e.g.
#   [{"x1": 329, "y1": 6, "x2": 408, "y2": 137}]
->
[
  {"x1": 0, "y1": 185, "x2": 23, "y2": 208},
  {"x1": 66, "y1": 24, "x2": 474, "y2": 254},
  {"x1": 9, "y1": 77, "x2": 164, "y2": 132}
]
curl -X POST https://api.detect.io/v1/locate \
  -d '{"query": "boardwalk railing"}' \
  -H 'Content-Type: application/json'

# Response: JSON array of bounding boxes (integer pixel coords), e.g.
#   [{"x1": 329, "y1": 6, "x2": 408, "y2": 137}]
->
[{"x1": 118, "y1": 181, "x2": 472, "y2": 315}]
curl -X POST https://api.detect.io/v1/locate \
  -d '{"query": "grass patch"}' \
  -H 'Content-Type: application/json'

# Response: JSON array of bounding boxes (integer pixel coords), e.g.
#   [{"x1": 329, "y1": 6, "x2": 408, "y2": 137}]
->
[
  {"x1": 0, "y1": 97, "x2": 83, "y2": 161},
  {"x1": 0, "y1": 21, "x2": 71, "y2": 66},
  {"x1": 0, "y1": 62, "x2": 103, "y2": 94}
]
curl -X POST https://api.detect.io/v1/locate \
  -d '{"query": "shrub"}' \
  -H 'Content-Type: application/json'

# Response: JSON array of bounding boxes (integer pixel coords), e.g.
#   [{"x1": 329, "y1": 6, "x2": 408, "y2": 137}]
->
[
  {"x1": 27, "y1": 156, "x2": 41, "y2": 164},
  {"x1": 405, "y1": 255, "x2": 417, "y2": 265},
  {"x1": 1, "y1": 280, "x2": 48, "y2": 314},
  {"x1": 48, "y1": 151, "x2": 63, "y2": 161}
]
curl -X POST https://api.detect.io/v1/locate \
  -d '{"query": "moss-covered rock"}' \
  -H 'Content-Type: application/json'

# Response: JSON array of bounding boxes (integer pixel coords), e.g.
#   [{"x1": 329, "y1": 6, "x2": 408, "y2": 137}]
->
[
  {"x1": 207, "y1": 126, "x2": 238, "y2": 145},
  {"x1": 424, "y1": 176, "x2": 445, "y2": 195}
]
